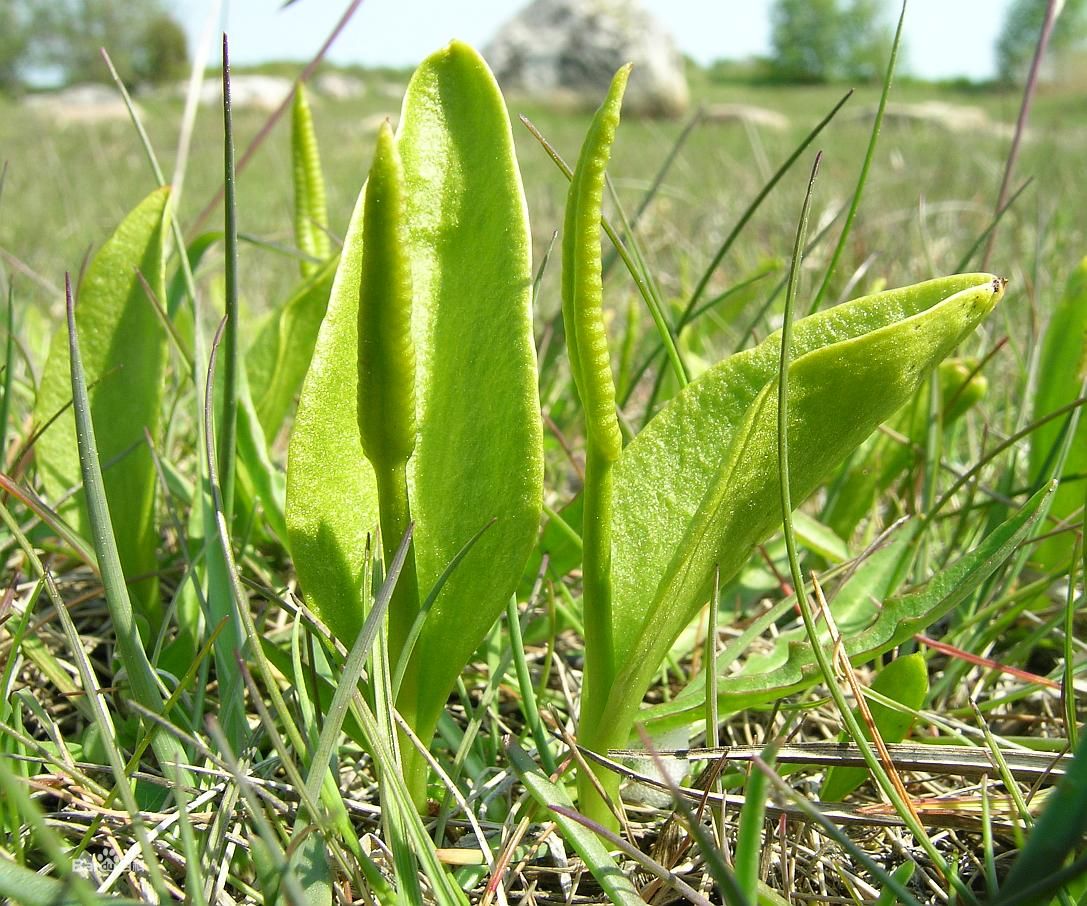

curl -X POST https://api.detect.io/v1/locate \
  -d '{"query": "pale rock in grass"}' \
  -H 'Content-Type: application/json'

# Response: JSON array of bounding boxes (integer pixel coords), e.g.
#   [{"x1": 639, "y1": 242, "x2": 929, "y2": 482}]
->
[
  {"x1": 24, "y1": 84, "x2": 136, "y2": 125},
  {"x1": 703, "y1": 103, "x2": 790, "y2": 131},
  {"x1": 485, "y1": 0, "x2": 690, "y2": 117},
  {"x1": 191, "y1": 74, "x2": 294, "y2": 111},
  {"x1": 867, "y1": 101, "x2": 1016, "y2": 139},
  {"x1": 314, "y1": 72, "x2": 366, "y2": 100}
]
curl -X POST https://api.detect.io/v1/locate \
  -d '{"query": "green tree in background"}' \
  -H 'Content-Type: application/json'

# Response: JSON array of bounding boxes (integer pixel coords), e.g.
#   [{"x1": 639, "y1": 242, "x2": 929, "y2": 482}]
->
[
  {"x1": 0, "y1": 2, "x2": 31, "y2": 94},
  {"x1": 133, "y1": 13, "x2": 191, "y2": 86},
  {"x1": 26, "y1": 0, "x2": 188, "y2": 88},
  {"x1": 996, "y1": 0, "x2": 1087, "y2": 83},
  {"x1": 769, "y1": 0, "x2": 893, "y2": 82}
]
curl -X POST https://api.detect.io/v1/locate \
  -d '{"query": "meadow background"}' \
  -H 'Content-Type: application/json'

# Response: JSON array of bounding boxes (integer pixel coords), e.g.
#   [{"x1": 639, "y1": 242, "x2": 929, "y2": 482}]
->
[{"x1": 3, "y1": 0, "x2": 1085, "y2": 361}]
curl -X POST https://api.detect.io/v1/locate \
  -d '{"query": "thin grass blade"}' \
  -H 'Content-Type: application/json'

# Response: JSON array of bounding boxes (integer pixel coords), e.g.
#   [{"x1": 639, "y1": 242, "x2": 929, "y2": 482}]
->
[{"x1": 506, "y1": 740, "x2": 645, "y2": 906}]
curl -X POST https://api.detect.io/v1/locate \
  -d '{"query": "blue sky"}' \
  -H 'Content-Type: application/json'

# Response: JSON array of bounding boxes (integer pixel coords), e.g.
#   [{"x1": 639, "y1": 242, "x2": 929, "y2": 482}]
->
[{"x1": 171, "y1": 1, "x2": 1016, "y2": 81}]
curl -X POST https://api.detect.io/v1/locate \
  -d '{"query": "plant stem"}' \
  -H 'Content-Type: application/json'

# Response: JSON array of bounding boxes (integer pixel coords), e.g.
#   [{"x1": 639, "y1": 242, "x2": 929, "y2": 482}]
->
[
  {"x1": 375, "y1": 462, "x2": 419, "y2": 660},
  {"x1": 373, "y1": 458, "x2": 424, "y2": 806},
  {"x1": 577, "y1": 445, "x2": 619, "y2": 827}
]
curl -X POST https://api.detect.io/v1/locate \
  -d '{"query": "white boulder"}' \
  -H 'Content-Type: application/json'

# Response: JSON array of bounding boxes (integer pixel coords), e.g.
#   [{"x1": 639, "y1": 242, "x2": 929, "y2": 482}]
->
[{"x1": 485, "y1": 0, "x2": 690, "y2": 117}]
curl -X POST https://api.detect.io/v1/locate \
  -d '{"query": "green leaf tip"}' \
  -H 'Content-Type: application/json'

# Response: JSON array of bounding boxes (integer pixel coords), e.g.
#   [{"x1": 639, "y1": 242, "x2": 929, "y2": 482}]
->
[
  {"x1": 34, "y1": 185, "x2": 172, "y2": 623},
  {"x1": 562, "y1": 64, "x2": 632, "y2": 463},
  {"x1": 358, "y1": 120, "x2": 416, "y2": 468}
]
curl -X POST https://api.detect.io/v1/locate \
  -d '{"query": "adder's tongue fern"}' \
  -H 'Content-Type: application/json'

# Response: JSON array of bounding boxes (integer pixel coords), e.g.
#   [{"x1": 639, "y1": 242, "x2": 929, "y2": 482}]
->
[
  {"x1": 560, "y1": 64, "x2": 630, "y2": 825},
  {"x1": 291, "y1": 84, "x2": 331, "y2": 277},
  {"x1": 357, "y1": 121, "x2": 420, "y2": 659},
  {"x1": 562, "y1": 65, "x2": 629, "y2": 465}
]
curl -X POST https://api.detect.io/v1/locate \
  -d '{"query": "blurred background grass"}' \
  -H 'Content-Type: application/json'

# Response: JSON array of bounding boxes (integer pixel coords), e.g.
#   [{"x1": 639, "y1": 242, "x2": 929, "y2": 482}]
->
[{"x1": 3, "y1": 71, "x2": 1084, "y2": 337}]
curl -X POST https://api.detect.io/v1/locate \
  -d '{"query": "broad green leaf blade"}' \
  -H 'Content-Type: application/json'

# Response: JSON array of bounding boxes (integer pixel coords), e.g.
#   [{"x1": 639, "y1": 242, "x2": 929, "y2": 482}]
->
[
  {"x1": 35, "y1": 187, "x2": 171, "y2": 621},
  {"x1": 641, "y1": 481, "x2": 1052, "y2": 733},
  {"x1": 287, "y1": 188, "x2": 376, "y2": 645},
  {"x1": 286, "y1": 41, "x2": 542, "y2": 758},
  {"x1": 820, "y1": 652, "x2": 928, "y2": 801},
  {"x1": 286, "y1": 832, "x2": 332, "y2": 906},
  {"x1": 385, "y1": 40, "x2": 542, "y2": 745},
  {"x1": 506, "y1": 741, "x2": 645, "y2": 906},
  {"x1": 1029, "y1": 257, "x2": 1087, "y2": 572},
  {"x1": 825, "y1": 357, "x2": 987, "y2": 539},
  {"x1": 234, "y1": 367, "x2": 288, "y2": 542},
  {"x1": 792, "y1": 510, "x2": 850, "y2": 563},
  {"x1": 603, "y1": 275, "x2": 1005, "y2": 743},
  {"x1": 247, "y1": 258, "x2": 336, "y2": 440},
  {"x1": 166, "y1": 229, "x2": 221, "y2": 318}
]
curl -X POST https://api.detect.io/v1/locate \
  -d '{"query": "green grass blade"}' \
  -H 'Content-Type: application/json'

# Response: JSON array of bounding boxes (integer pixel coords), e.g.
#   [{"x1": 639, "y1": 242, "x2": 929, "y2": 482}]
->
[
  {"x1": 601, "y1": 105, "x2": 702, "y2": 278},
  {"x1": 390, "y1": 517, "x2": 494, "y2": 699},
  {"x1": 61, "y1": 274, "x2": 194, "y2": 787},
  {"x1": 680, "y1": 89, "x2": 853, "y2": 327},
  {"x1": 604, "y1": 173, "x2": 688, "y2": 388},
  {"x1": 954, "y1": 178, "x2": 1033, "y2": 273},
  {"x1": 735, "y1": 742, "x2": 775, "y2": 896},
  {"x1": 506, "y1": 593, "x2": 557, "y2": 776},
  {"x1": 203, "y1": 317, "x2": 251, "y2": 750},
  {"x1": 0, "y1": 282, "x2": 12, "y2": 456},
  {"x1": 343, "y1": 630, "x2": 468, "y2": 905},
  {"x1": 202, "y1": 720, "x2": 314, "y2": 906},
  {"x1": 47, "y1": 570, "x2": 170, "y2": 900},
  {"x1": 507, "y1": 740, "x2": 645, "y2": 906},
  {"x1": 99, "y1": 49, "x2": 166, "y2": 186},
  {"x1": 207, "y1": 320, "x2": 383, "y2": 887},
  {"x1": 994, "y1": 723, "x2": 1087, "y2": 903},
  {"x1": 0, "y1": 759, "x2": 101, "y2": 906},
  {"x1": 302, "y1": 529, "x2": 406, "y2": 807},
  {"x1": 219, "y1": 36, "x2": 240, "y2": 521},
  {"x1": 809, "y1": 0, "x2": 906, "y2": 312},
  {"x1": 1066, "y1": 537, "x2": 1082, "y2": 748}
]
